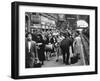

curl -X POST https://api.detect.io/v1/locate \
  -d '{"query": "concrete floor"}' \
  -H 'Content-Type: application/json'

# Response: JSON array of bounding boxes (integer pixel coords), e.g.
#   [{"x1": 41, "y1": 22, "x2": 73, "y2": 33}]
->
[
  {"x1": 41, "y1": 35, "x2": 88, "y2": 68},
  {"x1": 42, "y1": 52, "x2": 84, "y2": 68}
]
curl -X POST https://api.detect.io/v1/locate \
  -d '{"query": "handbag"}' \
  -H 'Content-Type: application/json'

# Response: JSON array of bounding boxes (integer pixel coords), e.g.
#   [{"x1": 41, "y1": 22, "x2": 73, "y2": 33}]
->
[{"x1": 45, "y1": 44, "x2": 53, "y2": 50}]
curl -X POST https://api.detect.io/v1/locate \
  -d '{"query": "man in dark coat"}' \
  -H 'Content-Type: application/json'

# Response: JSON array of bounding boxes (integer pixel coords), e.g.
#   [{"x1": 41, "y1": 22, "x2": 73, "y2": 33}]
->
[
  {"x1": 25, "y1": 33, "x2": 37, "y2": 68},
  {"x1": 60, "y1": 33, "x2": 74, "y2": 65}
]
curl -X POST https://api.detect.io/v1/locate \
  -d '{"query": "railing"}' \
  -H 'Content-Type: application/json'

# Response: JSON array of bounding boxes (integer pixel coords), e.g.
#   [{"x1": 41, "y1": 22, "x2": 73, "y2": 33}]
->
[
  {"x1": 81, "y1": 34, "x2": 89, "y2": 65},
  {"x1": 82, "y1": 34, "x2": 89, "y2": 46}
]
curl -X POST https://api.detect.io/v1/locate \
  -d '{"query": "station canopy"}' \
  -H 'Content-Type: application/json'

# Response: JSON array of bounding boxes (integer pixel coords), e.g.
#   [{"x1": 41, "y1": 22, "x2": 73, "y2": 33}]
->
[{"x1": 77, "y1": 20, "x2": 88, "y2": 28}]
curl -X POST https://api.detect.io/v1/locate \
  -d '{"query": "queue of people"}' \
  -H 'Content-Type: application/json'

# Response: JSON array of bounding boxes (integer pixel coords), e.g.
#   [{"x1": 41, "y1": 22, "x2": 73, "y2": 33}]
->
[{"x1": 25, "y1": 29, "x2": 84, "y2": 68}]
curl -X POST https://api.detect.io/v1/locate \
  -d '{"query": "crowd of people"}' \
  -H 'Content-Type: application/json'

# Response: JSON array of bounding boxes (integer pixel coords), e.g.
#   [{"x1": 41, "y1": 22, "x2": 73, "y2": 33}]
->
[{"x1": 25, "y1": 29, "x2": 84, "y2": 68}]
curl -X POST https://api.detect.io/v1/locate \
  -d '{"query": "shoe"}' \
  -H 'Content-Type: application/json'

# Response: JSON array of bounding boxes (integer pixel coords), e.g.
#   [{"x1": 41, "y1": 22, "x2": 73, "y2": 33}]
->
[
  {"x1": 63, "y1": 62, "x2": 66, "y2": 64},
  {"x1": 65, "y1": 63, "x2": 70, "y2": 65}
]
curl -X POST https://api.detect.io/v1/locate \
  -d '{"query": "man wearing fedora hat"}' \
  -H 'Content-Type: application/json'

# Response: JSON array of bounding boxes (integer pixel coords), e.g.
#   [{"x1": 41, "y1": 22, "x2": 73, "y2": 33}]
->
[{"x1": 60, "y1": 32, "x2": 74, "y2": 65}]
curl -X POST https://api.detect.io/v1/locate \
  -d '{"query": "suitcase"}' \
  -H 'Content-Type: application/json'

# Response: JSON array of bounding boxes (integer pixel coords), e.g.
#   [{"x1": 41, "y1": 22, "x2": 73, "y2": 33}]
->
[
  {"x1": 71, "y1": 53, "x2": 80, "y2": 64},
  {"x1": 33, "y1": 59, "x2": 42, "y2": 68}
]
